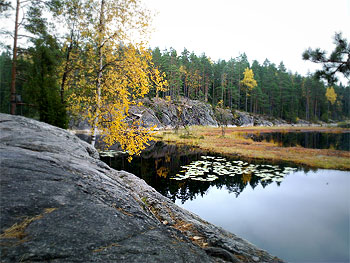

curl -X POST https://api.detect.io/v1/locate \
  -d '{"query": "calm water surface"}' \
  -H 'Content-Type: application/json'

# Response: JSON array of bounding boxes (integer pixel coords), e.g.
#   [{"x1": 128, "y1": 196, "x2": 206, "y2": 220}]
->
[
  {"x1": 176, "y1": 169, "x2": 350, "y2": 263},
  {"x1": 99, "y1": 142, "x2": 350, "y2": 262},
  {"x1": 247, "y1": 131, "x2": 350, "y2": 151}
]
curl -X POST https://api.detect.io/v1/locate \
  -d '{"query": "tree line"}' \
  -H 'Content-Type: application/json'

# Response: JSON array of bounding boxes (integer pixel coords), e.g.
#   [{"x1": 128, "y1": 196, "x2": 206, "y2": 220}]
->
[
  {"x1": 150, "y1": 45, "x2": 349, "y2": 122},
  {"x1": 2, "y1": 38, "x2": 349, "y2": 127},
  {"x1": 0, "y1": 0, "x2": 167, "y2": 158},
  {"x1": 0, "y1": 0, "x2": 349, "y2": 154}
]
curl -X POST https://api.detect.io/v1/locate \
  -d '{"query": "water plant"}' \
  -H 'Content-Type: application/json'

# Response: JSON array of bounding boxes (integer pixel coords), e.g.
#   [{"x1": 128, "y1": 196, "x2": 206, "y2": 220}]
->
[
  {"x1": 170, "y1": 155, "x2": 297, "y2": 183},
  {"x1": 157, "y1": 126, "x2": 350, "y2": 170}
]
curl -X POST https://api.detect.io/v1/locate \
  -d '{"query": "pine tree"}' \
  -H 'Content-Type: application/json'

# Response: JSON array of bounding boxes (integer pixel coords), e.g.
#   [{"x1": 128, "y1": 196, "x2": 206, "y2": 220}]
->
[{"x1": 302, "y1": 32, "x2": 350, "y2": 84}]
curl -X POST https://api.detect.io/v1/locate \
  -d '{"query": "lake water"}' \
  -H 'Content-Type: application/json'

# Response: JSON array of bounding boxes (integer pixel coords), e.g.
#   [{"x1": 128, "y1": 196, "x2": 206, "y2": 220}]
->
[
  {"x1": 247, "y1": 131, "x2": 350, "y2": 151},
  {"x1": 100, "y1": 142, "x2": 350, "y2": 263},
  {"x1": 177, "y1": 169, "x2": 350, "y2": 263}
]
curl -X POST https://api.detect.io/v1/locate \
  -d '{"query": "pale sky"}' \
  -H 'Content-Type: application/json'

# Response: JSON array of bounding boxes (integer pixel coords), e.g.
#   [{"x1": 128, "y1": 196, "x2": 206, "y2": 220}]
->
[
  {"x1": 1, "y1": 0, "x2": 349, "y2": 83},
  {"x1": 145, "y1": 0, "x2": 350, "y2": 82}
]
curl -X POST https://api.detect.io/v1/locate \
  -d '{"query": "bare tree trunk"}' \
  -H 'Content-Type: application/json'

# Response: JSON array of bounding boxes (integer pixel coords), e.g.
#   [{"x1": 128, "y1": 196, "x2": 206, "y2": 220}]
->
[
  {"x1": 238, "y1": 63, "x2": 241, "y2": 110},
  {"x1": 91, "y1": 0, "x2": 105, "y2": 147},
  {"x1": 250, "y1": 94, "x2": 253, "y2": 113},
  {"x1": 60, "y1": 28, "x2": 75, "y2": 104},
  {"x1": 279, "y1": 78, "x2": 283, "y2": 118},
  {"x1": 10, "y1": 0, "x2": 20, "y2": 115},
  {"x1": 212, "y1": 81, "x2": 215, "y2": 105},
  {"x1": 204, "y1": 76, "x2": 208, "y2": 102},
  {"x1": 328, "y1": 102, "x2": 330, "y2": 119},
  {"x1": 221, "y1": 84, "x2": 224, "y2": 103},
  {"x1": 306, "y1": 95, "x2": 309, "y2": 121},
  {"x1": 314, "y1": 99, "x2": 317, "y2": 120}
]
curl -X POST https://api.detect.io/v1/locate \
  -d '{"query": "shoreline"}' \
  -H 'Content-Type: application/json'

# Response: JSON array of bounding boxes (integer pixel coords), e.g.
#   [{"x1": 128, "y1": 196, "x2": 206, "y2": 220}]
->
[
  {"x1": 156, "y1": 126, "x2": 350, "y2": 171},
  {"x1": 1, "y1": 113, "x2": 285, "y2": 263}
]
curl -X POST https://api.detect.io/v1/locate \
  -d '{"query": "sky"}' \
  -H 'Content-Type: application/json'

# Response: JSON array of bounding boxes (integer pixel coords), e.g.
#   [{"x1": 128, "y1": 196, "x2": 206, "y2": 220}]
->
[
  {"x1": 1, "y1": 0, "x2": 348, "y2": 83},
  {"x1": 144, "y1": 0, "x2": 350, "y2": 82}
]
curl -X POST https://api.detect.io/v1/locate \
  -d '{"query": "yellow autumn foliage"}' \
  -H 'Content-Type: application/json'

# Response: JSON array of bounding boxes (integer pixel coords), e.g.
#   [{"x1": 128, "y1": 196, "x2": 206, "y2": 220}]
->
[
  {"x1": 240, "y1": 68, "x2": 257, "y2": 91},
  {"x1": 156, "y1": 166, "x2": 169, "y2": 178},
  {"x1": 325, "y1": 86, "x2": 337, "y2": 105},
  {"x1": 68, "y1": 44, "x2": 167, "y2": 160},
  {"x1": 65, "y1": 0, "x2": 167, "y2": 160}
]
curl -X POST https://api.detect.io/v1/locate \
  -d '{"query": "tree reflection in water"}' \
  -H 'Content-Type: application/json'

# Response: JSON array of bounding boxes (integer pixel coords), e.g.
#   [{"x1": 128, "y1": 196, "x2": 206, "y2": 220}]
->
[
  {"x1": 101, "y1": 141, "x2": 301, "y2": 203},
  {"x1": 246, "y1": 131, "x2": 350, "y2": 151}
]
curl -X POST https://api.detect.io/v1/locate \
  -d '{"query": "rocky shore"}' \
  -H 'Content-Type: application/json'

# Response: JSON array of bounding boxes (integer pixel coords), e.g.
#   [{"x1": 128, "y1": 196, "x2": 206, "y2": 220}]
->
[{"x1": 0, "y1": 113, "x2": 283, "y2": 262}]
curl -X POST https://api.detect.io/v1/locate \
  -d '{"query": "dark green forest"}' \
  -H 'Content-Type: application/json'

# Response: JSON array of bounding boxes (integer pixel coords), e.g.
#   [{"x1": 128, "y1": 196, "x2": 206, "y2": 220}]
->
[
  {"x1": 0, "y1": 0, "x2": 349, "y2": 126},
  {"x1": 150, "y1": 47, "x2": 350, "y2": 122},
  {"x1": 2, "y1": 45, "x2": 349, "y2": 124}
]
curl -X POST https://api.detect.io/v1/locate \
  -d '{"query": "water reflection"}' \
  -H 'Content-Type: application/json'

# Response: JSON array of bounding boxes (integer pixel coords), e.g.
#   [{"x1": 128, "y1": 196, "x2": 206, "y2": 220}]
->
[
  {"x1": 247, "y1": 131, "x2": 350, "y2": 151},
  {"x1": 177, "y1": 170, "x2": 350, "y2": 262},
  {"x1": 100, "y1": 142, "x2": 350, "y2": 262},
  {"x1": 101, "y1": 141, "x2": 300, "y2": 203}
]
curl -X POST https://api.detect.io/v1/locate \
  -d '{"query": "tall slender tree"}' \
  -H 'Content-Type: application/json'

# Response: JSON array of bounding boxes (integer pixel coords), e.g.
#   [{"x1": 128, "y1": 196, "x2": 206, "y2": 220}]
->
[
  {"x1": 66, "y1": 0, "x2": 166, "y2": 159},
  {"x1": 9, "y1": 0, "x2": 20, "y2": 114},
  {"x1": 240, "y1": 67, "x2": 257, "y2": 112}
]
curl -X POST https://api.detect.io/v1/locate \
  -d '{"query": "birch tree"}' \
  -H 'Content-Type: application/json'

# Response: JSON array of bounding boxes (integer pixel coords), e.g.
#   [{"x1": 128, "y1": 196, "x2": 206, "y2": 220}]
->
[
  {"x1": 66, "y1": 0, "x2": 167, "y2": 159},
  {"x1": 240, "y1": 67, "x2": 257, "y2": 112}
]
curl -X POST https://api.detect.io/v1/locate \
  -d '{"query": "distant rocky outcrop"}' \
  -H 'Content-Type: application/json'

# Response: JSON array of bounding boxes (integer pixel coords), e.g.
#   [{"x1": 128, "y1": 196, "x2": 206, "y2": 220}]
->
[
  {"x1": 208, "y1": 109, "x2": 289, "y2": 127},
  {"x1": 232, "y1": 111, "x2": 289, "y2": 127},
  {"x1": 0, "y1": 113, "x2": 283, "y2": 263},
  {"x1": 69, "y1": 97, "x2": 321, "y2": 131},
  {"x1": 127, "y1": 97, "x2": 218, "y2": 128},
  {"x1": 70, "y1": 98, "x2": 218, "y2": 130}
]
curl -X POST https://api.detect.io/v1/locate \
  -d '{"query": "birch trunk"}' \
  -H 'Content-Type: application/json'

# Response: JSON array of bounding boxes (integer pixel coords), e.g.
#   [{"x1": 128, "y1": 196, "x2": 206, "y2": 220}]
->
[
  {"x1": 10, "y1": 0, "x2": 20, "y2": 115},
  {"x1": 91, "y1": 0, "x2": 105, "y2": 147}
]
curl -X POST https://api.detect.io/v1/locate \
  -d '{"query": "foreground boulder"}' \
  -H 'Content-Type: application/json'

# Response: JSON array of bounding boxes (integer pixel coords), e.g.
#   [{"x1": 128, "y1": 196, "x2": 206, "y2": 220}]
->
[{"x1": 0, "y1": 114, "x2": 283, "y2": 263}]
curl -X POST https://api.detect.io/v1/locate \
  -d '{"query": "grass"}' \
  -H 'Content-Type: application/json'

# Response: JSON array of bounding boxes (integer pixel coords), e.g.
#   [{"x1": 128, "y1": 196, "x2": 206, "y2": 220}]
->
[{"x1": 156, "y1": 126, "x2": 350, "y2": 170}]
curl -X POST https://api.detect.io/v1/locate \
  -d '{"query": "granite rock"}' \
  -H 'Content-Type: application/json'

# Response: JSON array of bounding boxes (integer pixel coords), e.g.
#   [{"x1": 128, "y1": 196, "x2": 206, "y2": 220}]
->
[{"x1": 0, "y1": 114, "x2": 283, "y2": 263}]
